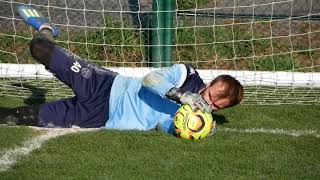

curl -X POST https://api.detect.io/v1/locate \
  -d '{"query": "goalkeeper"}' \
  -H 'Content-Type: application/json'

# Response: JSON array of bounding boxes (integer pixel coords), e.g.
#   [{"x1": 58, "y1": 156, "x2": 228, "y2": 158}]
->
[{"x1": 0, "y1": 6, "x2": 243, "y2": 134}]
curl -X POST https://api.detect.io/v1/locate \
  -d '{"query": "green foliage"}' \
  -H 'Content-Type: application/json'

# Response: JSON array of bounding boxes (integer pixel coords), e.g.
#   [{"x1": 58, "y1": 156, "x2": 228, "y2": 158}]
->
[
  {"x1": 176, "y1": 0, "x2": 210, "y2": 10},
  {"x1": 253, "y1": 55, "x2": 297, "y2": 71},
  {"x1": 0, "y1": 36, "x2": 33, "y2": 64},
  {"x1": 0, "y1": 15, "x2": 317, "y2": 71},
  {"x1": 0, "y1": 51, "x2": 14, "y2": 64},
  {"x1": 68, "y1": 18, "x2": 147, "y2": 67}
]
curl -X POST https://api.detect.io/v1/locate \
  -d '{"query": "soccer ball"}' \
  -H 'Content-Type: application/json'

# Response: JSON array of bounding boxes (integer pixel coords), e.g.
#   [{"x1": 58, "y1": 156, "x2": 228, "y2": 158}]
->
[{"x1": 174, "y1": 104, "x2": 215, "y2": 140}]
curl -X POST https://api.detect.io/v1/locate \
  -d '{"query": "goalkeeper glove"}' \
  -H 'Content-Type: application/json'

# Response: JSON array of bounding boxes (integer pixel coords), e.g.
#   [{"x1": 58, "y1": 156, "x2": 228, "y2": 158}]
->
[{"x1": 165, "y1": 87, "x2": 212, "y2": 113}]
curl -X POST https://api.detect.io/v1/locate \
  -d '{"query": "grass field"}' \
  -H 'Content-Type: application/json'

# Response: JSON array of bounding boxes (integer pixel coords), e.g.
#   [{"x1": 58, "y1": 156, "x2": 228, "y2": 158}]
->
[
  {"x1": 0, "y1": 2, "x2": 319, "y2": 179},
  {"x1": 0, "y1": 96, "x2": 319, "y2": 179}
]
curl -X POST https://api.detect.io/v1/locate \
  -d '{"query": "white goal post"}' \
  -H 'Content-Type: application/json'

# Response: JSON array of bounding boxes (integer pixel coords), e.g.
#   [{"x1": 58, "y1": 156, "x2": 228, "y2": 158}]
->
[
  {"x1": 1, "y1": 63, "x2": 320, "y2": 87},
  {"x1": 0, "y1": 0, "x2": 320, "y2": 104}
]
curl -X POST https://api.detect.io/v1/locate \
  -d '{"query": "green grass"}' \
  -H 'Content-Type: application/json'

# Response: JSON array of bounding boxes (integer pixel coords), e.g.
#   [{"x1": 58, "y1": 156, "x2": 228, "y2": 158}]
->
[
  {"x1": 1, "y1": 5, "x2": 319, "y2": 178},
  {"x1": 216, "y1": 104, "x2": 320, "y2": 130},
  {"x1": 0, "y1": 96, "x2": 319, "y2": 179},
  {"x1": 1, "y1": 130, "x2": 319, "y2": 179},
  {"x1": 0, "y1": 127, "x2": 37, "y2": 152}
]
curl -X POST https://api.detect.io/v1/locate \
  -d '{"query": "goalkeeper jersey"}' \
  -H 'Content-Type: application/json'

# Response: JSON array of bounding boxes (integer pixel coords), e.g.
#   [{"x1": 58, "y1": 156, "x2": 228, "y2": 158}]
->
[{"x1": 105, "y1": 64, "x2": 206, "y2": 134}]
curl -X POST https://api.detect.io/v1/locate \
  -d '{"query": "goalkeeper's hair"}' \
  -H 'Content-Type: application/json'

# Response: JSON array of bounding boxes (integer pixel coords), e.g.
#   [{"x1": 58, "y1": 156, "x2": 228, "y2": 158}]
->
[{"x1": 210, "y1": 75, "x2": 243, "y2": 107}]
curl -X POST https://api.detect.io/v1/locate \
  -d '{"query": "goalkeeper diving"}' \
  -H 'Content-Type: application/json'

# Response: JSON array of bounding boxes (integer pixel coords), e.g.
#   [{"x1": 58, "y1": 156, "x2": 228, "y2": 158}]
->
[{"x1": 0, "y1": 6, "x2": 243, "y2": 136}]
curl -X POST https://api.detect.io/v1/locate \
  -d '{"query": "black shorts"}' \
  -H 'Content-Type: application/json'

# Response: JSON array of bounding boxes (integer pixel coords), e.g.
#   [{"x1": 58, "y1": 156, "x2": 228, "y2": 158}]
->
[{"x1": 37, "y1": 46, "x2": 117, "y2": 128}]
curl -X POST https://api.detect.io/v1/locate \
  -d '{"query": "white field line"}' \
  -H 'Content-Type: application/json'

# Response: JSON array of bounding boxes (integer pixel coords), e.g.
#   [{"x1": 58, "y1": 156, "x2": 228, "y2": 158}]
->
[
  {"x1": 219, "y1": 127, "x2": 320, "y2": 138},
  {"x1": 0, "y1": 127, "x2": 99, "y2": 172},
  {"x1": 0, "y1": 126, "x2": 319, "y2": 172}
]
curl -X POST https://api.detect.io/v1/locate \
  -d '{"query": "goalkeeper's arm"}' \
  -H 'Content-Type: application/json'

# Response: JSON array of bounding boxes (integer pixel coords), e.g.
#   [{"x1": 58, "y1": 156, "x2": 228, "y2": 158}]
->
[
  {"x1": 141, "y1": 64, "x2": 184, "y2": 97},
  {"x1": 142, "y1": 64, "x2": 211, "y2": 112}
]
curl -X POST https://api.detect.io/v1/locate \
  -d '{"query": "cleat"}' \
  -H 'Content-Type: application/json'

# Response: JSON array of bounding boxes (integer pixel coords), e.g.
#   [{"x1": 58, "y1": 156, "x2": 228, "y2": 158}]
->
[
  {"x1": 17, "y1": 5, "x2": 60, "y2": 37},
  {"x1": 0, "y1": 107, "x2": 16, "y2": 125}
]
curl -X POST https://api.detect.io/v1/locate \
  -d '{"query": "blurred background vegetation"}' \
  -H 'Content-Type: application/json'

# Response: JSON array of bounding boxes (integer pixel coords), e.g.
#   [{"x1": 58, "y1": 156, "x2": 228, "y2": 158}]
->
[{"x1": 0, "y1": 0, "x2": 319, "y2": 71}]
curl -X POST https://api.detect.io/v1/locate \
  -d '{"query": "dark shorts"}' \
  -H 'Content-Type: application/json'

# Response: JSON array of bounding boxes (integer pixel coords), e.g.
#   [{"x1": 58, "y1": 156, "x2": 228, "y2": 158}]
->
[{"x1": 38, "y1": 46, "x2": 117, "y2": 128}]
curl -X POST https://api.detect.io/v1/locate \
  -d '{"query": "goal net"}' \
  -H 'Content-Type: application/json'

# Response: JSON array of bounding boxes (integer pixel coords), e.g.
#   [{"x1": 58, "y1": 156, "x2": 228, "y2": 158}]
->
[{"x1": 0, "y1": 0, "x2": 320, "y2": 104}]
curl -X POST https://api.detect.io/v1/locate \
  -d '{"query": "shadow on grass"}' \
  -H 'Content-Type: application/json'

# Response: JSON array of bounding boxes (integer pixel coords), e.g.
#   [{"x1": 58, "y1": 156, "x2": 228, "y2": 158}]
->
[
  {"x1": 212, "y1": 113, "x2": 228, "y2": 125},
  {"x1": 11, "y1": 83, "x2": 47, "y2": 105}
]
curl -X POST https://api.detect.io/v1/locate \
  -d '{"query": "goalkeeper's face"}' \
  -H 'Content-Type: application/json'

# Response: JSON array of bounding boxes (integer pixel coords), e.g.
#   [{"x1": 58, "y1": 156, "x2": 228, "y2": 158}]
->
[{"x1": 200, "y1": 81, "x2": 231, "y2": 111}]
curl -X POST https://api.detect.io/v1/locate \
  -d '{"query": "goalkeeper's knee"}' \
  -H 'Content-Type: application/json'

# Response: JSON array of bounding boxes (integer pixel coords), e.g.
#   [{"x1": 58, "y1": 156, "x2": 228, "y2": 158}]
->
[{"x1": 30, "y1": 33, "x2": 55, "y2": 68}]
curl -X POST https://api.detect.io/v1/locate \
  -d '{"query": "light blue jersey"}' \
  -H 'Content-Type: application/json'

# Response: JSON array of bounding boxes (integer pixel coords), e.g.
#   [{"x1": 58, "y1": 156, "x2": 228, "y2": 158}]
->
[{"x1": 104, "y1": 64, "x2": 205, "y2": 134}]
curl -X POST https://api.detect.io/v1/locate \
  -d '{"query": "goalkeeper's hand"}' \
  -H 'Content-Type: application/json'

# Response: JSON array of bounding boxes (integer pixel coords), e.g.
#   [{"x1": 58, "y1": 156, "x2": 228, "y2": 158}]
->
[
  {"x1": 165, "y1": 87, "x2": 212, "y2": 113},
  {"x1": 180, "y1": 92, "x2": 212, "y2": 112}
]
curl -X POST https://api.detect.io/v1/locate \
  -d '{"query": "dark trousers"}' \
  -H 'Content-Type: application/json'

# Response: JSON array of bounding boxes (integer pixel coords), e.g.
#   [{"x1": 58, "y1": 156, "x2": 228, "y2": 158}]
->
[{"x1": 1, "y1": 33, "x2": 117, "y2": 128}]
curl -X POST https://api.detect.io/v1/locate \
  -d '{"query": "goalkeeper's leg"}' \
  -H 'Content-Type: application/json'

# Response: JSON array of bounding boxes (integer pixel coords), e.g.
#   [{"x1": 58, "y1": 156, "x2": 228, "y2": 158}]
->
[
  {"x1": 0, "y1": 96, "x2": 110, "y2": 128},
  {"x1": 28, "y1": 35, "x2": 115, "y2": 127},
  {"x1": 17, "y1": 6, "x2": 115, "y2": 127},
  {"x1": 0, "y1": 99, "x2": 74, "y2": 127},
  {"x1": 30, "y1": 32, "x2": 117, "y2": 97},
  {"x1": 30, "y1": 31, "x2": 55, "y2": 68},
  {"x1": 19, "y1": 5, "x2": 117, "y2": 98}
]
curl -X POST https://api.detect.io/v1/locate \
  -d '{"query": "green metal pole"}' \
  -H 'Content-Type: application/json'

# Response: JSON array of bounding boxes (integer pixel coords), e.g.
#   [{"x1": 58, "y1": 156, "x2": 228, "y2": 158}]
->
[
  {"x1": 151, "y1": 0, "x2": 165, "y2": 67},
  {"x1": 163, "y1": 0, "x2": 174, "y2": 67}
]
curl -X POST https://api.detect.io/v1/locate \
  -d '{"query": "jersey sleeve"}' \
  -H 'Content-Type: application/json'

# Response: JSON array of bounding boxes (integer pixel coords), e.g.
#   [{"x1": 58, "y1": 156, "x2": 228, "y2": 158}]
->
[
  {"x1": 179, "y1": 64, "x2": 206, "y2": 94},
  {"x1": 142, "y1": 64, "x2": 187, "y2": 97}
]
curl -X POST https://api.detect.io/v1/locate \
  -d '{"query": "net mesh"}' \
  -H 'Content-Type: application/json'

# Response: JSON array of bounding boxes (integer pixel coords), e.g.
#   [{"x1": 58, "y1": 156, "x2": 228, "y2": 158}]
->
[{"x1": 0, "y1": 0, "x2": 320, "y2": 104}]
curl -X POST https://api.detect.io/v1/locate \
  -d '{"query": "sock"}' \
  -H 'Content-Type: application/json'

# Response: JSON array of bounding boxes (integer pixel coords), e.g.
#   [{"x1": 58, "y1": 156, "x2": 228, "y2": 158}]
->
[{"x1": 39, "y1": 26, "x2": 54, "y2": 41}]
